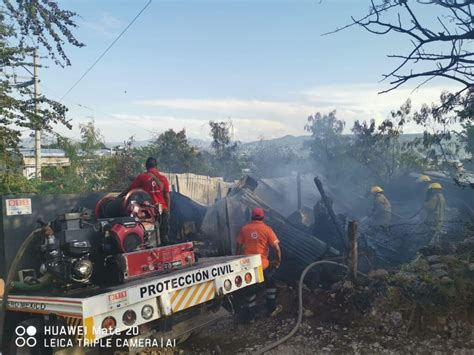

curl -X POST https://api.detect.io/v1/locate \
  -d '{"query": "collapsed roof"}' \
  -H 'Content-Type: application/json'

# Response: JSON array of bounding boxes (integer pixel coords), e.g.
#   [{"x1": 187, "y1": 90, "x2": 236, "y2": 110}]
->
[{"x1": 201, "y1": 177, "x2": 340, "y2": 283}]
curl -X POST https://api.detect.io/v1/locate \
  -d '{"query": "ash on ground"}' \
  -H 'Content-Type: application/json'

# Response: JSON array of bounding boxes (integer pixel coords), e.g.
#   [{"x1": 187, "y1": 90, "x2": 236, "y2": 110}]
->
[{"x1": 181, "y1": 237, "x2": 474, "y2": 354}]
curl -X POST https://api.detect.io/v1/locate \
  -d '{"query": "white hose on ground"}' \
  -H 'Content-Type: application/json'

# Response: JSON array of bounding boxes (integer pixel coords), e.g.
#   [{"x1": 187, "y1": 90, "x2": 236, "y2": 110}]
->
[{"x1": 254, "y1": 260, "x2": 368, "y2": 355}]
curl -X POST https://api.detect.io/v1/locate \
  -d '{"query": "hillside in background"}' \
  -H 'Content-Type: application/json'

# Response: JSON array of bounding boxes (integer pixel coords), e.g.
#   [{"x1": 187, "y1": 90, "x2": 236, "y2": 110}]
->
[
  {"x1": 238, "y1": 135, "x2": 312, "y2": 156},
  {"x1": 21, "y1": 133, "x2": 471, "y2": 161}
]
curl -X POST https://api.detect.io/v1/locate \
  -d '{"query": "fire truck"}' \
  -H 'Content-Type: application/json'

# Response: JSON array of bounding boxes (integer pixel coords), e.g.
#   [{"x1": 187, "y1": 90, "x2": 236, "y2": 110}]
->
[
  {"x1": 0, "y1": 192, "x2": 263, "y2": 354},
  {"x1": 4, "y1": 254, "x2": 262, "y2": 354}
]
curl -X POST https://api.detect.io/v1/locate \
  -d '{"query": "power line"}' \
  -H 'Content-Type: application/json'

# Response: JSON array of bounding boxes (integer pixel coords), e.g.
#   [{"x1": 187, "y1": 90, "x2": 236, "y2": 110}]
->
[
  {"x1": 59, "y1": 0, "x2": 152, "y2": 102},
  {"x1": 40, "y1": 82, "x2": 156, "y2": 135},
  {"x1": 21, "y1": 64, "x2": 34, "y2": 77}
]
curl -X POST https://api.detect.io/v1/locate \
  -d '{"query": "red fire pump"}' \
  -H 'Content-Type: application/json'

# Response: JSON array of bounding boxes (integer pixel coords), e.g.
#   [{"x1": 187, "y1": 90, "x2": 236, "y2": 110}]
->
[
  {"x1": 95, "y1": 190, "x2": 159, "y2": 252},
  {"x1": 95, "y1": 190, "x2": 195, "y2": 283}
]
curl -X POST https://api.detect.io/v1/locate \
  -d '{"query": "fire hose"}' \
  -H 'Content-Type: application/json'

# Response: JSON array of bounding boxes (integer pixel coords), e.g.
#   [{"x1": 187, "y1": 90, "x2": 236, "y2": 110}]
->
[
  {"x1": 0, "y1": 228, "x2": 42, "y2": 353},
  {"x1": 254, "y1": 260, "x2": 368, "y2": 355}
]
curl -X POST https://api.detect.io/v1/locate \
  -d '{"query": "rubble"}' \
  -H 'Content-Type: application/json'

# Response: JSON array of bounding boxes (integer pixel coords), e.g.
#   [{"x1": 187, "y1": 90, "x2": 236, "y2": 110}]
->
[
  {"x1": 368, "y1": 269, "x2": 389, "y2": 279},
  {"x1": 201, "y1": 181, "x2": 340, "y2": 283},
  {"x1": 181, "y1": 227, "x2": 474, "y2": 354},
  {"x1": 286, "y1": 207, "x2": 314, "y2": 230},
  {"x1": 183, "y1": 174, "x2": 474, "y2": 353}
]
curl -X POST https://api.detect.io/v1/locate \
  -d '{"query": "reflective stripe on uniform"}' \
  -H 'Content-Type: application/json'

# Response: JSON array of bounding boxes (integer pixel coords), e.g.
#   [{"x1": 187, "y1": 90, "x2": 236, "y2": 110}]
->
[
  {"x1": 266, "y1": 288, "x2": 277, "y2": 299},
  {"x1": 245, "y1": 294, "x2": 257, "y2": 302}
]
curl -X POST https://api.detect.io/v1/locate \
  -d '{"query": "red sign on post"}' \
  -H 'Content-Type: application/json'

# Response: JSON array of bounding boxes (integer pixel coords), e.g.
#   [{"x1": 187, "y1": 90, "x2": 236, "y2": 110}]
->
[{"x1": 6, "y1": 198, "x2": 32, "y2": 216}]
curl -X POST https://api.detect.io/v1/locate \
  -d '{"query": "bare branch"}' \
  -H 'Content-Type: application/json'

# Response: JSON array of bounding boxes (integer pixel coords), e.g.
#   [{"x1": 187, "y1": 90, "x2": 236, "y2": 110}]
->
[{"x1": 327, "y1": 0, "x2": 473, "y2": 94}]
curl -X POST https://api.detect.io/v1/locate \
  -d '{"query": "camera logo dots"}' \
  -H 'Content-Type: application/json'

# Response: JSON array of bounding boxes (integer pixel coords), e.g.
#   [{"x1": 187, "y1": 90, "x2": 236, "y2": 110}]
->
[{"x1": 15, "y1": 325, "x2": 37, "y2": 348}]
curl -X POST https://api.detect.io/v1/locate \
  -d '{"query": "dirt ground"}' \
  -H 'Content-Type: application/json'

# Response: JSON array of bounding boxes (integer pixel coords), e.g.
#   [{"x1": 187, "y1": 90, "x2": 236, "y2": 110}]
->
[{"x1": 180, "y1": 285, "x2": 474, "y2": 355}]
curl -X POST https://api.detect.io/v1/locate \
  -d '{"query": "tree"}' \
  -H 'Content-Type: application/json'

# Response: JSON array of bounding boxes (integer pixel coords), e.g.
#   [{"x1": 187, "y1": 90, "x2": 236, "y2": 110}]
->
[
  {"x1": 330, "y1": 0, "x2": 473, "y2": 98},
  {"x1": 105, "y1": 137, "x2": 141, "y2": 191},
  {"x1": 305, "y1": 111, "x2": 345, "y2": 162},
  {"x1": 460, "y1": 121, "x2": 474, "y2": 157},
  {"x1": 305, "y1": 106, "x2": 426, "y2": 188},
  {"x1": 350, "y1": 104, "x2": 425, "y2": 185},
  {"x1": 209, "y1": 120, "x2": 245, "y2": 180},
  {"x1": 328, "y1": 1, "x2": 472, "y2": 180},
  {"x1": 0, "y1": 0, "x2": 83, "y2": 156},
  {"x1": 135, "y1": 129, "x2": 207, "y2": 175},
  {"x1": 248, "y1": 139, "x2": 305, "y2": 178},
  {"x1": 209, "y1": 121, "x2": 236, "y2": 156},
  {"x1": 153, "y1": 129, "x2": 203, "y2": 173},
  {"x1": 304, "y1": 111, "x2": 349, "y2": 180},
  {"x1": 79, "y1": 120, "x2": 105, "y2": 156},
  {"x1": 36, "y1": 120, "x2": 108, "y2": 193}
]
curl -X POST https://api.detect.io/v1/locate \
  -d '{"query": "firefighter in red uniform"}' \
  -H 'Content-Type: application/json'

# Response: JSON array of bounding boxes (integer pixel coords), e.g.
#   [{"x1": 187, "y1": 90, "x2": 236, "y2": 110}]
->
[
  {"x1": 236, "y1": 207, "x2": 282, "y2": 322},
  {"x1": 123, "y1": 157, "x2": 171, "y2": 244}
]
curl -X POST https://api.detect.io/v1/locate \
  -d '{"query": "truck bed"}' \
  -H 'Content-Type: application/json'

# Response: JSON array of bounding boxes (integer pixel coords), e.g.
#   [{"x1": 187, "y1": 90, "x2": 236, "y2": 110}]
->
[
  {"x1": 9, "y1": 256, "x2": 244, "y2": 299},
  {"x1": 4, "y1": 254, "x2": 263, "y2": 343}
]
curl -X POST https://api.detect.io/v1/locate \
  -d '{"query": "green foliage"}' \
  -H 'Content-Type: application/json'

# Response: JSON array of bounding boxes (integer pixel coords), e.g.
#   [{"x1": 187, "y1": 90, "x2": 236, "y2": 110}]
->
[
  {"x1": 350, "y1": 100, "x2": 425, "y2": 185},
  {"x1": 4, "y1": 0, "x2": 84, "y2": 66},
  {"x1": 247, "y1": 139, "x2": 307, "y2": 178},
  {"x1": 0, "y1": 172, "x2": 37, "y2": 194},
  {"x1": 0, "y1": 0, "x2": 83, "y2": 154},
  {"x1": 0, "y1": 0, "x2": 84, "y2": 195},
  {"x1": 143, "y1": 129, "x2": 206, "y2": 174},
  {"x1": 459, "y1": 121, "x2": 474, "y2": 157},
  {"x1": 63, "y1": 121, "x2": 109, "y2": 192},
  {"x1": 401, "y1": 92, "x2": 474, "y2": 179},
  {"x1": 304, "y1": 111, "x2": 348, "y2": 180},
  {"x1": 208, "y1": 121, "x2": 246, "y2": 180},
  {"x1": 105, "y1": 137, "x2": 142, "y2": 191},
  {"x1": 305, "y1": 105, "x2": 426, "y2": 189},
  {"x1": 29, "y1": 120, "x2": 111, "y2": 194},
  {"x1": 304, "y1": 111, "x2": 376, "y2": 188},
  {"x1": 79, "y1": 120, "x2": 106, "y2": 155}
]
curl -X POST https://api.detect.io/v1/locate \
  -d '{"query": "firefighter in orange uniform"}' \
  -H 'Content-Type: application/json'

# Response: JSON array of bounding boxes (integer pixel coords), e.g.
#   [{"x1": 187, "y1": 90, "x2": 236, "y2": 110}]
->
[{"x1": 236, "y1": 207, "x2": 282, "y2": 322}]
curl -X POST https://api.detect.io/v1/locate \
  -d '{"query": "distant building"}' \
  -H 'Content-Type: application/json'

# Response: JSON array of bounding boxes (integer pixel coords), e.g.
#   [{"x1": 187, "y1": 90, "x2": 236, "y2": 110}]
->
[
  {"x1": 19, "y1": 148, "x2": 70, "y2": 179},
  {"x1": 95, "y1": 148, "x2": 115, "y2": 157}
]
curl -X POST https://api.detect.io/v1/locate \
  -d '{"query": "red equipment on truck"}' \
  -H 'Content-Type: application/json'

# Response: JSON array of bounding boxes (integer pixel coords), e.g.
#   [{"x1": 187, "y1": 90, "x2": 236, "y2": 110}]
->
[
  {"x1": 115, "y1": 242, "x2": 196, "y2": 282},
  {"x1": 33, "y1": 189, "x2": 198, "y2": 289},
  {"x1": 0, "y1": 192, "x2": 264, "y2": 354}
]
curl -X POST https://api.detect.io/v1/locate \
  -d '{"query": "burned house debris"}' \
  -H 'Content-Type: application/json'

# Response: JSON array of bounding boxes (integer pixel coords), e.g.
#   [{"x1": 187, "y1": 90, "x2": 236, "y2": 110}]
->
[{"x1": 202, "y1": 176, "x2": 340, "y2": 284}]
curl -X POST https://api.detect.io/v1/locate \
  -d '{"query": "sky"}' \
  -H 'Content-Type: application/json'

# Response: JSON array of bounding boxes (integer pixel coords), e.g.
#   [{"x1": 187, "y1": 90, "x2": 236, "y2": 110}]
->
[{"x1": 30, "y1": 0, "x2": 461, "y2": 143}]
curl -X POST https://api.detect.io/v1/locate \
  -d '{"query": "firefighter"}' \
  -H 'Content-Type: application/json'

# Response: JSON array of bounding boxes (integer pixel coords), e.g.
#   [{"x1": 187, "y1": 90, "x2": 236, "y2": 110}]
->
[
  {"x1": 367, "y1": 186, "x2": 392, "y2": 227},
  {"x1": 236, "y1": 208, "x2": 282, "y2": 322},
  {"x1": 122, "y1": 157, "x2": 171, "y2": 244},
  {"x1": 424, "y1": 182, "x2": 446, "y2": 244},
  {"x1": 416, "y1": 175, "x2": 432, "y2": 198},
  {"x1": 417, "y1": 174, "x2": 432, "y2": 184},
  {"x1": 413, "y1": 174, "x2": 432, "y2": 221}
]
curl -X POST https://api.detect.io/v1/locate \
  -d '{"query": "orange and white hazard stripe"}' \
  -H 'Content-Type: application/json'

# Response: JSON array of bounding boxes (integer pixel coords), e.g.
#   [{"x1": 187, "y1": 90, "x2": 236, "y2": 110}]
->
[{"x1": 170, "y1": 281, "x2": 216, "y2": 312}]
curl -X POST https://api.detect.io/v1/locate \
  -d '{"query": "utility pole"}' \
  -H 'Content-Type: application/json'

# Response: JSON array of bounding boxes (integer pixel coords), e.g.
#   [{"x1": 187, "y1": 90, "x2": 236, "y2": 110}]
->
[{"x1": 33, "y1": 48, "x2": 41, "y2": 180}]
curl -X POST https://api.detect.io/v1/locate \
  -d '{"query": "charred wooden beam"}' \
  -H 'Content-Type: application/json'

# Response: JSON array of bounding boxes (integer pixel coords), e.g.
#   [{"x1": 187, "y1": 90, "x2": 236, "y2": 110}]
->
[{"x1": 314, "y1": 176, "x2": 346, "y2": 249}]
